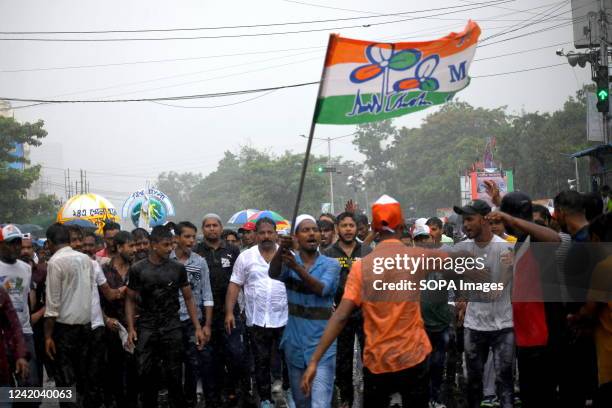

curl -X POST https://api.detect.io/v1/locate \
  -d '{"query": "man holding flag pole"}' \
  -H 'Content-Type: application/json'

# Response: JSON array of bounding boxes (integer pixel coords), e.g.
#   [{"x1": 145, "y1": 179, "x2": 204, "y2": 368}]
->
[{"x1": 283, "y1": 20, "x2": 481, "y2": 408}]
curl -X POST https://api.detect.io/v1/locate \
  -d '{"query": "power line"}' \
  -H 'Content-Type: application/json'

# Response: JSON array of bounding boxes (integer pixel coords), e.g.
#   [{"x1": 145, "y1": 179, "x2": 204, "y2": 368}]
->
[
  {"x1": 480, "y1": 0, "x2": 569, "y2": 42},
  {"x1": 45, "y1": 50, "x2": 322, "y2": 100},
  {"x1": 0, "y1": 81, "x2": 319, "y2": 103},
  {"x1": 1, "y1": 60, "x2": 573, "y2": 106},
  {"x1": 279, "y1": 0, "x2": 378, "y2": 14},
  {"x1": 28, "y1": 15, "x2": 572, "y2": 102},
  {"x1": 478, "y1": 20, "x2": 575, "y2": 47},
  {"x1": 0, "y1": 46, "x2": 325, "y2": 73},
  {"x1": 474, "y1": 41, "x2": 571, "y2": 61},
  {"x1": 0, "y1": 1, "x2": 568, "y2": 74},
  {"x1": 0, "y1": 1, "x2": 505, "y2": 35},
  {"x1": 471, "y1": 62, "x2": 567, "y2": 77},
  {"x1": 0, "y1": 1, "x2": 515, "y2": 42},
  {"x1": 150, "y1": 90, "x2": 277, "y2": 109}
]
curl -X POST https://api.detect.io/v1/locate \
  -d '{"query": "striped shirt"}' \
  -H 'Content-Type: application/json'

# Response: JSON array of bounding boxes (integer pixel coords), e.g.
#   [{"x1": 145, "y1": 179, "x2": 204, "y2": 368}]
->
[{"x1": 171, "y1": 250, "x2": 214, "y2": 322}]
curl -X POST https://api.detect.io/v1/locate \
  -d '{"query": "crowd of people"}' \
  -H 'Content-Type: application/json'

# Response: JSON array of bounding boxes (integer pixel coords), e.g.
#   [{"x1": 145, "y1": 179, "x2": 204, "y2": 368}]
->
[{"x1": 0, "y1": 182, "x2": 611, "y2": 408}]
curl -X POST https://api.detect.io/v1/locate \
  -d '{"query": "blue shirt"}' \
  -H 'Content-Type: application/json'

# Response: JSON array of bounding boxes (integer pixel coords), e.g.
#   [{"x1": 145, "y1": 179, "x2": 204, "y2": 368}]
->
[
  {"x1": 170, "y1": 250, "x2": 214, "y2": 322},
  {"x1": 277, "y1": 251, "x2": 340, "y2": 368}
]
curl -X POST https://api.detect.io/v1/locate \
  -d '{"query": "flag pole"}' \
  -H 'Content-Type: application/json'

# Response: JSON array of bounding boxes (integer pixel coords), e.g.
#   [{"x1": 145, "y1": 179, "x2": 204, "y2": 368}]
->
[{"x1": 290, "y1": 34, "x2": 336, "y2": 234}]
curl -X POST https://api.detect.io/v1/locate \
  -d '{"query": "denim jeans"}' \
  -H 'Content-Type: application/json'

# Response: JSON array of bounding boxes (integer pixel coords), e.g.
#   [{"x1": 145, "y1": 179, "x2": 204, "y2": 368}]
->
[
  {"x1": 464, "y1": 327, "x2": 514, "y2": 408},
  {"x1": 181, "y1": 320, "x2": 215, "y2": 407},
  {"x1": 287, "y1": 360, "x2": 335, "y2": 408},
  {"x1": 335, "y1": 314, "x2": 364, "y2": 406},
  {"x1": 426, "y1": 327, "x2": 450, "y2": 404}
]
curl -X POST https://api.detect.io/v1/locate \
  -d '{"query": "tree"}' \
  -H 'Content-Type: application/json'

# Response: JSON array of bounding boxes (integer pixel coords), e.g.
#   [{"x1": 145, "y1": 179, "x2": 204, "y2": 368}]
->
[
  {"x1": 155, "y1": 147, "x2": 349, "y2": 226},
  {"x1": 354, "y1": 94, "x2": 589, "y2": 215},
  {"x1": 0, "y1": 116, "x2": 58, "y2": 223}
]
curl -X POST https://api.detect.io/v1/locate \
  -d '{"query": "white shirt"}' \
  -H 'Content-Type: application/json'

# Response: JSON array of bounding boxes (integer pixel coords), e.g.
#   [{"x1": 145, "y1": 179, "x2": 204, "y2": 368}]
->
[
  {"x1": 230, "y1": 245, "x2": 288, "y2": 328},
  {"x1": 0, "y1": 259, "x2": 33, "y2": 334},
  {"x1": 91, "y1": 260, "x2": 107, "y2": 330},
  {"x1": 45, "y1": 246, "x2": 94, "y2": 325},
  {"x1": 454, "y1": 235, "x2": 514, "y2": 331}
]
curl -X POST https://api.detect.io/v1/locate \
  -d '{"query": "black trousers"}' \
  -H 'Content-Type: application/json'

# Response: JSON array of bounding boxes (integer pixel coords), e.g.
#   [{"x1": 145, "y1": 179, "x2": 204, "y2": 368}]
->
[
  {"x1": 104, "y1": 328, "x2": 139, "y2": 408},
  {"x1": 247, "y1": 325, "x2": 284, "y2": 402},
  {"x1": 363, "y1": 359, "x2": 430, "y2": 408},
  {"x1": 53, "y1": 322, "x2": 91, "y2": 408},
  {"x1": 84, "y1": 326, "x2": 106, "y2": 408},
  {"x1": 135, "y1": 326, "x2": 185, "y2": 408},
  {"x1": 335, "y1": 314, "x2": 364, "y2": 405}
]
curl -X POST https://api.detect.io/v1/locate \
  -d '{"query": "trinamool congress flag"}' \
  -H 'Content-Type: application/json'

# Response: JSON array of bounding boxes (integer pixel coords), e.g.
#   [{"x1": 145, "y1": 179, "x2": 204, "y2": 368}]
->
[{"x1": 314, "y1": 21, "x2": 481, "y2": 125}]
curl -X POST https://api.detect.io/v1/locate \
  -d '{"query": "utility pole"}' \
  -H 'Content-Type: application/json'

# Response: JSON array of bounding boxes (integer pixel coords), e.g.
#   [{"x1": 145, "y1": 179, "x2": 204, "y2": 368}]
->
[
  {"x1": 326, "y1": 137, "x2": 335, "y2": 214},
  {"x1": 301, "y1": 132, "x2": 355, "y2": 213},
  {"x1": 600, "y1": 0, "x2": 609, "y2": 143}
]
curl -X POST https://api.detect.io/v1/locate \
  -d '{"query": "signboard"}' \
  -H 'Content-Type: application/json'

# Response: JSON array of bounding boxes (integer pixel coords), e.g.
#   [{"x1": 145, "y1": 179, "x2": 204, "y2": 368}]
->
[
  {"x1": 470, "y1": 170, "x2": 514, "y2": 205},
  {"x1": 122, "y1": 187, "x2": 176, "y2": 228}
]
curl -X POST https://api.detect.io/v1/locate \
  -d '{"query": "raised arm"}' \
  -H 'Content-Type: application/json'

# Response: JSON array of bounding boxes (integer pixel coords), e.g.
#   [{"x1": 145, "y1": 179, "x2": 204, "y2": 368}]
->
[{"x1": 487, "y1": 211, "x2": 560, "y2": 243}]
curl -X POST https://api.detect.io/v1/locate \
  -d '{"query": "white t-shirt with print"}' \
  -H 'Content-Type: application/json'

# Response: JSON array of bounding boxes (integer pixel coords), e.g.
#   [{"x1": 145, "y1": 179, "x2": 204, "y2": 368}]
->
[{"x1": 0, "y1": 259, "x2": 33, "y2": 334}]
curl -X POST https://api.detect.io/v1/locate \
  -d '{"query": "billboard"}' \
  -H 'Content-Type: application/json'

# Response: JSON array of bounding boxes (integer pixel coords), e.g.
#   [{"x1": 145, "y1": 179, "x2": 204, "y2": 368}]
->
[{"x1": 470, "y1": 170, "x2": 514, "y2": 205}]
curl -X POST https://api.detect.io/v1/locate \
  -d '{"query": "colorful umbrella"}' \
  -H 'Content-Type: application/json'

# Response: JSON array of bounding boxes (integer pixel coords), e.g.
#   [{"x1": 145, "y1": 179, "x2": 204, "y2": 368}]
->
[
  {"x1": 247, "y1": 210, "x2": 286, "y2": 223},
  {"x1": 228, "y1": 209, "x2": 260, "y2": 225},
  {"x1": 247, "y1": 210, "x2": 290, "y2": 232},
  {"x1": 57, "y1": 193, "x2": 120, "y2": 233}
]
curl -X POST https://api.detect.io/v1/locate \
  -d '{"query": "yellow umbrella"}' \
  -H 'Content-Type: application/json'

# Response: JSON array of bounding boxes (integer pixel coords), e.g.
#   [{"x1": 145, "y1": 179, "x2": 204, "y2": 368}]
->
[{"x1": 57, "y1": 193, "x2": 120, "y2": 233}]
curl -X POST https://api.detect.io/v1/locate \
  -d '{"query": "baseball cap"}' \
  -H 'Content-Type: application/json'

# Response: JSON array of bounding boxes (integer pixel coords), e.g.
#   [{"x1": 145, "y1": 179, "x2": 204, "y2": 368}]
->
[
  {"x1": 453, "y1": 200, "x2": 492, "y2": 216},
  {"x1": 238, "y1": 221, "x2": 256, "y2": 232},
  {"x1": 372, "y1": 195, "x2": 403, "y2": 233},
  {"x1": 412, "y1": 224, "x2": 430, "y2": 239},
  {"x1": 0, "y1": 224, "x2": 23, "y2": 242}
]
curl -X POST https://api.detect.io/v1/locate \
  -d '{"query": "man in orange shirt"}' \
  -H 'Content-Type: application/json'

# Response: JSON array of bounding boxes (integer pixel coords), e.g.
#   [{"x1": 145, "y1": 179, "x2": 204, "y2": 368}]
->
[{"x1": 302, "y1": 195, "x2": 478, "y2": 407}]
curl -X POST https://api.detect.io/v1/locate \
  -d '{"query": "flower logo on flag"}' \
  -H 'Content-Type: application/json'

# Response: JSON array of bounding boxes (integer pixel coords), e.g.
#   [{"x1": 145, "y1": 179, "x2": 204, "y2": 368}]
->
[
  {"x1": 393, "y1": 55, "x2": 440, "y2": 93},
  {"x1": 349, "y1": 44, "x2": 421, "y2": 84}
]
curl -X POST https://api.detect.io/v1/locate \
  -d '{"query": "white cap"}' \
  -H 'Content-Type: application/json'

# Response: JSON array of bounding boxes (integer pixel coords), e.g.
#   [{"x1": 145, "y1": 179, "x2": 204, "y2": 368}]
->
[
  {"x1": 295, "y1": 214, "x2": 316, "y2": 232},
  {"x1": 412, "y1": 224, "x2": 430, "y2": 238}
]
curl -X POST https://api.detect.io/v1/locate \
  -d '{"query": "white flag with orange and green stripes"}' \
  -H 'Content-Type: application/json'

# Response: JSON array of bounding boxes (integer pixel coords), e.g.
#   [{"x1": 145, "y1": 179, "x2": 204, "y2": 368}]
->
[{"x1": 314, "y1": 21, "x2": 481, "y2": 125}]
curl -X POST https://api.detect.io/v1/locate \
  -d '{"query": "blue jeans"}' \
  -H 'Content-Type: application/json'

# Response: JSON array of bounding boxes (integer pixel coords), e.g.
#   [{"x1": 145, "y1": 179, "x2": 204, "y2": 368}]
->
[
  {"x1": 181, "y1": 320, "x2": 214, "y2": 407},
  {"x1": 464, "y1": 327, "x2": 514, "y2": 408},
  {"x1": 287, "y1": 360, "x2": 335, "y2": 408},
  {"x1": 426, "y1": 327, "x2": 450, "y2": 403}
]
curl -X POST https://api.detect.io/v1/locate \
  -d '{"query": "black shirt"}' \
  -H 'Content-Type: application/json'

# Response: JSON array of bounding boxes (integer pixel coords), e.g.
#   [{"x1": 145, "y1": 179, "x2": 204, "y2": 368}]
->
[
  {"x1": 323, "y1": 241, "x2": 372, "y2": 304},
  {"x1": 101, "y1": 262, "x2": 129, "y2": 325},
  {"x1": 195, "y1": 240, "x2": 240, "y2": 317},
  {"x1": 127, "y1": 258, "x2": 189, "y2": 331}
]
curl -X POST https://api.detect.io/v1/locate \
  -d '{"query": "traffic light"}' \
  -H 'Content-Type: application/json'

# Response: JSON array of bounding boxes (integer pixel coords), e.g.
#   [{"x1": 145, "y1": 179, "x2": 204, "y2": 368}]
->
[
  {"x1": 596, "y1": 66, "x2": 609, "y2": 113},
  {"x1": 316, "y1": 165, "x2": 324, "y2": 173}
]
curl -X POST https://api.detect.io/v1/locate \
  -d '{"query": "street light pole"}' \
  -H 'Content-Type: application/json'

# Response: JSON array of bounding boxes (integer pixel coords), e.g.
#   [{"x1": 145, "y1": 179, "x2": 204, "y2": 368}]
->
[
  {"x1": 300, "y1": 132, "x2": 356, "y2": 213},
  {"x1": 600, "y1": 0, "x2": 609, "y2": 143},
  {"x1": 326, "y1": 137, "x2": 335, "y2": 214}
]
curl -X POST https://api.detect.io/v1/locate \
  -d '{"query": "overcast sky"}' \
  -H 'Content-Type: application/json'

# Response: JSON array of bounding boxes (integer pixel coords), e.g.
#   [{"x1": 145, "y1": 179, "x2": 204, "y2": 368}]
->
[{"x1": 0, "y1": 0, "x2": 591, "y2": 210}]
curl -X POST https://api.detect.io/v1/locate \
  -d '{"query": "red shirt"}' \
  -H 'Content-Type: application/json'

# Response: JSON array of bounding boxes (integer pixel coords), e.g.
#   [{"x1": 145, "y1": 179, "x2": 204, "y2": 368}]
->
[{"x1": 0, "y1": 287, "x2": 27, "y2": 384}]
